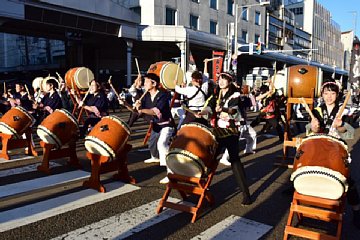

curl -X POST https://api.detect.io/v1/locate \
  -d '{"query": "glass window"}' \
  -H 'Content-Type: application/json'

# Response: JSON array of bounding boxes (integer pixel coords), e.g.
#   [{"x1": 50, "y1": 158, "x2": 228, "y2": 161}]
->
[
  {"x1": 190, "y1": 15, "x2": 199, "y2": 30},
  {"x1": 241, "y1": 31, "x2": 248, "y2": 42},
  {"x1": 255, "y1": 11, "x2": 261, "y2": 25},
  {"x1": 242, "y1": 7, "x2": 248, "y2": 21},
  {"x1": 165, "y1": 8, "x2": 176, "y2": 25},
  {"x1": 227, "y1": 0, "x2": 234, "y2": 15},
  {"x1": 210, "y1": 0, "x2": 217, "y2": 10},
  {"x1": 210, "y1": 20, "x2": 217, "y2": 34},
  {"x1": 192, "y1": 0, "x2": 199, "y2": 3}
]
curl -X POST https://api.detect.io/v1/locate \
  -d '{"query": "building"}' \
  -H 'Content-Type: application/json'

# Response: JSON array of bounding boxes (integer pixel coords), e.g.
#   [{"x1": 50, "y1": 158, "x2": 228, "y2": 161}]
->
[{"x1": 341, "y1": 30, "x2": 355, "y2": 71}]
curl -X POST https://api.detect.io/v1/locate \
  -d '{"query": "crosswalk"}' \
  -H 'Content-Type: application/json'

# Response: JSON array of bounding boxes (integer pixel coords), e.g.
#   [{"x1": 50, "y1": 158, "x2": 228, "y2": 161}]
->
[{"x1": 0, "y1": 156, "x2": 273, "y2": 239}]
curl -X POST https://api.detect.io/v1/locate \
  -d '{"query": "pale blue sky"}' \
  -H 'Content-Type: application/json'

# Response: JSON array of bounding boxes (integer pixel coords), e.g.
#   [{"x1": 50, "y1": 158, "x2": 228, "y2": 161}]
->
[{"x1": 317, "y1": 0, "x2": 359, "y2": 35}]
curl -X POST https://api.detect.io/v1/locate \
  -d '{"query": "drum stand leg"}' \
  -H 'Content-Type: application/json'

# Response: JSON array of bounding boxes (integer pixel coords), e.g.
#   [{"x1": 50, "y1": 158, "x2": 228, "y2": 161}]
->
[
  {"x1": 156, "y1": 170, "x2": 216, "y2": 223},
  {"x1": 84, "y1": 144, "x2": 135, "y2": 193},
  {"x1": 37, "y1": 140, "x2": 80, "y2": 174},
  {"x1": 0, "y1": 129, "x2": 38, "y2": 160},
  {"x1": 284, "y1": 191, "x2": 345, "y2": 240}
]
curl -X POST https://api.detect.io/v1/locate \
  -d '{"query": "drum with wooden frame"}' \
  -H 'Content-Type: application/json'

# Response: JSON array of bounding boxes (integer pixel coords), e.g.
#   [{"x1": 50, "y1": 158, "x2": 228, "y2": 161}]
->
[
  {"x1": 37, "y1": 109, "x2": 79, "y2": 149},
  {"x1": 166, "y1": 123, "x2": 218, "y2": 178},
  {"x1": 147, "y1": 61, "x2": 184, "y2": 90},
  {"x1": 65, "y1": 67, "x2": 94, "y2": 92},
  {"x1": 290, "y1": 134, "x2": 350, "y2": 200},
  {"x1": 32, "y1": 77, "x2": 45, "y2": 91},
  {"x1": 0, "y1": 106, "x2": 35, "y2": 139},
  {"x1": 84, "y1": 116, "x2": 131, "y2": 161}
]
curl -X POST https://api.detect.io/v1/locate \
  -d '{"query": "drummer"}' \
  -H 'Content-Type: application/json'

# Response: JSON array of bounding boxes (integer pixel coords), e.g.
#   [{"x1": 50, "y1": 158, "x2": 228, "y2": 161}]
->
[
  {"x1": 4, "y1": 83, "x2": 33, "y2": 112},
  {"x1": 71, "y1": 79, "x2": 108, "y2": 137},
  {"x1": 131, "y1": 73, "x2": 175, "y2": 184},
  {"x1": 199, "y1": 71, "x2": 252, "y2": 205},
  {"x1": 173, "y1": 70, "x2": 209, "y2": 127},
  {"x1": 310, "y1": 81, "x2": 360, "y2": 229},
  {"x1": 33, "y1": 78, "x2": 63, "y2": 122}
]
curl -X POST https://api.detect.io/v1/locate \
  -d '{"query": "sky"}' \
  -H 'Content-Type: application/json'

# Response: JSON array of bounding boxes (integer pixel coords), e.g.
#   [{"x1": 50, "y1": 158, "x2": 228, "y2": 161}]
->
[{"x1": 317, "y1": 0, "x2": 359, "y2": 35}]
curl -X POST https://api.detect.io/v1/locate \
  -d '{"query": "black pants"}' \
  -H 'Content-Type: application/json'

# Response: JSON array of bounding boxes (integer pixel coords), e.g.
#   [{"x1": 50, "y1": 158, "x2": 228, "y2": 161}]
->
[
  {"x1": 182, "y1": 111, "x2": 209, "y2": 127},
  {"x1": 80, "y1": 117, "x2": 101, "y2": 137},
  {"x1": 127, "y1": 111, "x2": 141, "y2": 127},
  {"x1": 216, "y1": 134, "x2": 251, "y2": 199},
  {"x1": 250, "y1": 114, "x2": 284, "y2": 141},
  {"x1": 348, "y1": 177, "x2": 360, "y2": 206}
]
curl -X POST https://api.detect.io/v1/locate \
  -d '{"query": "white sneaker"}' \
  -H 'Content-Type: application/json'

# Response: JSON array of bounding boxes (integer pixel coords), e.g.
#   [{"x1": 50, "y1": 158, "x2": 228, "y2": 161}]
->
[
  {"x1": 144, "y1": 157, "x2": 160, "y2": 164},
  {"x1": 219, "y1": 157, "x2": 231, "y2": 166},
  {"x1": 159, "y1": 176, "x2": 169, "y2": 184}
]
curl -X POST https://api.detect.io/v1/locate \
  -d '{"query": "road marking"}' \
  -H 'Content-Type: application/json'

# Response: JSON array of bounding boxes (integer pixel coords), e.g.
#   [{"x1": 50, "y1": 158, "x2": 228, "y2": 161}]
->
[
  {"x1": 0, "y1": 170, "x2": 90, "y2": 198},
  {"x1": 0, "y1": 162, "x2": 61, "y2": 178},
  {"x1": 0, "y1": 155, "x2": 34, "y2": 163},
  {"x1": 52, "y1": 198, "x2": 182, "y2": 240},
  {"x1": 191, "y1": 215, "x2": 272, "y2": 240},
  {"x1": 0, "y1": 181, "x2": 140, "y2": 232}
]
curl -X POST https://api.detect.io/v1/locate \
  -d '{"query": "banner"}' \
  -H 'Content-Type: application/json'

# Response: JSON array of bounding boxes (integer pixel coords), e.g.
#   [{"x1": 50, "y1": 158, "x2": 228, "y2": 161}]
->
[
  {"x1": 349, "y1": 36, "x2": 360, "y2": 85},
  {"x1": 212, "y1": 51, "x2": 225, "y2": 83}
]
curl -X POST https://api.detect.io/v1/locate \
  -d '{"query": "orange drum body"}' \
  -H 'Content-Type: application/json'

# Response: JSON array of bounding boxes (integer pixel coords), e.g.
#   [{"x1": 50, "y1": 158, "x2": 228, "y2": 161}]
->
[
  {"x1": 84, "y1": 116, "x2": 131, "y2": 161},
  {"x1": 166, "y1": 123, "x2": 218, "y2": 178},
  {"x1": 0, "y1": 106, "x2": 35, "y2": 139},
  {"x1": 287, "y1": 65, "x2": 321, "y2": 97},
  {"x1": 37, "y1": 109, "x2": 79, "y2": 149},
  {"x1": 291, "y1": 135, "x2": 349, "y2": 200},
  {"x1": 241, "y1": 85, "x2": 250, "y2": 94},
  {"x1": 65, "y1": 67, "x2": 94, "y2": 91},
  {"x1": 147, "y1": 61, "x2": 184, "y2": 90}
]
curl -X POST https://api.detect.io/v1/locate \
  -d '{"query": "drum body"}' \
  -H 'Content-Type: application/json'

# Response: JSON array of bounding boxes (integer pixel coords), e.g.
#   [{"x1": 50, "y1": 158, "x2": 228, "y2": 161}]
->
[
  {"x1": 37, "y1": 109, "x2": 79, "y2": 149},
  {"x1": 147, "y1": 61, "x2": 184, "y2": 90},
  {"x1": 0, "y1": 106, "x2": 35, "y2": 139},
  {"x1": 65, "y1": 67, "x2": 94, "y2": 91},
  {"x1": 84, "y1": 116, "x2": 131, "y2": 161},
  {"x1": 286, "y1": 65, "x2": 321, "y2": 98},
  {"x1": 241, "y1": 85, "x2": 250, "y2": 94},
  {"x1": 166, "y1": 123, "x2": 218, "y2": 178},
  {"x1": 291, "y1": 135, "x2": 349, "y2": 200}
]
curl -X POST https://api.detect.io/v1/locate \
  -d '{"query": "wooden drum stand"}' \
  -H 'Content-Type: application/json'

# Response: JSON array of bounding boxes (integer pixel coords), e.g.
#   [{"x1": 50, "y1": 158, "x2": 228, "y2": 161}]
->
[{"x1": 83, "y1": 143, "x2": 135, "y2": 193}]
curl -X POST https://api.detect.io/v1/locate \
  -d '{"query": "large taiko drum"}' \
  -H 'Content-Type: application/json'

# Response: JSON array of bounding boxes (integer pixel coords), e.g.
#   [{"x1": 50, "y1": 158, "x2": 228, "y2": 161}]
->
[
  {"x1": 0, "y1": 106, "x2": 35, "y2": 139},
  {"x1": 166, "y1": 123, "x2": 218, "y2": 178},
  {"x1": 147, "y1": 61, "x2": 184, "y2": 90},
  {"x1": 37, "y1": 109, "x2": 79, "y2": 149},
  {"x1": 290, "y1": 135, "x2": 350, "y2": 200},
  {"x1": 84, "y1": 116, "x2": 131, "y2": 161},
  {"x1": 65, "y1": 67, "x2": 94, "y2": 91},
  {"x1": 274, "y1": 65, "x2": 322, "y2": 98}
]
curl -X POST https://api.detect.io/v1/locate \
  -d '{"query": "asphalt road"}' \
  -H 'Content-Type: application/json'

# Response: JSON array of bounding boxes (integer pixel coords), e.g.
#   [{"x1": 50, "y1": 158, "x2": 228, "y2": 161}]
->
[{"x1": 0, "y1": 108, "x2": 359, "y2": 240}]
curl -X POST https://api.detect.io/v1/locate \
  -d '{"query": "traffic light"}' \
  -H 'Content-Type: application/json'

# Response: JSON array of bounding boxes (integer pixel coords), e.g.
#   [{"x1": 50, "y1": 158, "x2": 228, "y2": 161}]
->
[{"x1": 255, "y1": 42, "x2": 262, "y2": 55}]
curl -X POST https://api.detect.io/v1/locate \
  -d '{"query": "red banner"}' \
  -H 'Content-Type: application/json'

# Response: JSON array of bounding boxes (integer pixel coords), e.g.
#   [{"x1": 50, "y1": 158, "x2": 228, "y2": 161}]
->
[{"x1": 212, "y1": 51, "x2": 224, "y2": 83}]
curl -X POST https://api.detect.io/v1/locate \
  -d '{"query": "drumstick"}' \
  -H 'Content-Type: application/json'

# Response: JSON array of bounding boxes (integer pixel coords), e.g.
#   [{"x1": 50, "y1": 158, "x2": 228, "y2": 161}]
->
[
  {"x1": 108, "y1": 76, "x2": 122, "y2": 100},
  {"x1": 56, "y1": 72, "x2": 64, "y2": 83},
  {"x1": 3, "y1": 82, "x2": 6, "y2": 95},
  {"x1": 204, "y1": 57, "x2": 222, "y2": 62},
  {"x1": 182, "y1": 105, "x2": 207, "y2": 120},
  {"x1": 135, "y1": 58, "x2": 140, "y2": 75},
  {"x1": 131, "y1": 90, "x2": 148, "y2": 111},
  {"x1": 299, "y1": 97, "x2": 315, "y2": 119},
  {"x1": 329, "y1": 91, "x2": 351, "y2": 133}
]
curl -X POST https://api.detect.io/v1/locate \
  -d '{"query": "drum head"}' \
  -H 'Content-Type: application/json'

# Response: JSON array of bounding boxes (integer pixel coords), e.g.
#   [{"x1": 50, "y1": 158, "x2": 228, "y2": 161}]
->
[
  {"x1": 166, "y1": 149, "x2": 206, "y2": 178},
  {"x1": 291, "y1": 166, "x2": 348, "y2": 200},
  {"x1": 160, "y1": 62, "x2": 184, "y2": 90},
  {"x1": 32, "y1": 77, "x2": 44, "y2": 91},
  {"x1": 37, "y1": 126, "x2": 62, "y2": 149},
  {"x1": 75, "y1": 67, "x2": 94, "y2": 90},
  {"x1": 84, "y1": 136, "x2": 115, "y2": 161}
]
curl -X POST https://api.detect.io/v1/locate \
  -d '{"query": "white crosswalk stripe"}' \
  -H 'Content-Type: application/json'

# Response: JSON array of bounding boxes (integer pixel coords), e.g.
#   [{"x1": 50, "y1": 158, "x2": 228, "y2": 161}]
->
[
  {"x1": 0, "y1": 170, "x2": 90, "y2": 198},
  {"x1": 191, "y1": 215, "x2": 272, "y2": 240},
  {"x1": 0, "y1": 181, "x2": 140, "y2": 232},
  {"x1": 0, "y1": 162, "x2": 61, "y2": 178},
  {"x1": 52, "y1": 198, "x2": 181, "y2": 240}
]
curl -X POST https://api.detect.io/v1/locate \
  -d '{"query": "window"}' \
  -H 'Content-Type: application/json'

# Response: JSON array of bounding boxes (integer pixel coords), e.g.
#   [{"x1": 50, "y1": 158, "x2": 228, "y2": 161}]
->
[
  {"x1": 210, "y1": 20, "x2": 217, "y2": 34},
  {"x1": 210, "y1": 0, "x2": 217, "y2": 10},
  {"x1": 255, "y1": 11, "x2": 261, "y2": 25},
  {"x1": 166, "y1": 8, "x2": 176, "y2": 25},
  {"x1": 190, "y1": 15, "x2": 199, "y2": 30},
  {"x1": 255, "y1": 34, "x2": 260, "y2": 43},
  {"x1": 192, "y1": 0, "x2": 199, "y2": 3},
  {"x1": 241, "y1": 31, "x2": 248, "y2": 42},
  {"x1": 242, "y1": 7, "x2": 248, "y2": 21},
  {"x1": 227, "y1": 0, "x2": 233, "y2": 15}
]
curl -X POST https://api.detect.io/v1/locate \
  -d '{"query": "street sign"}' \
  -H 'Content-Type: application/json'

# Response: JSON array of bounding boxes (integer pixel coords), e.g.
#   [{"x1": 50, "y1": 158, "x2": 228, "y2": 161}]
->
[{"x1": 249, "y1": 43, "x2": 254, "y2": 55}]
